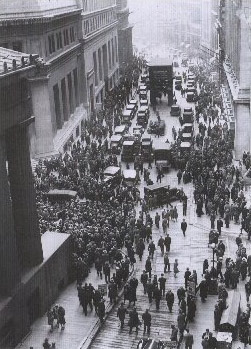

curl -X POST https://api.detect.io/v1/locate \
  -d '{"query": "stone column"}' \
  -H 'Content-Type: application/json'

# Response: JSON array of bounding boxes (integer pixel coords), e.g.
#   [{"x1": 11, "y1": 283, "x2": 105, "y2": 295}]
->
[
  {"x1": 0, "y1": 136, "x2": 21, "y2": 295},
  {"x1": 6, "y1": 123, "x2": 43, "y2": 267},
  {"x1": 235, "y1": 102, "x2": 250, "y2": 160},
  {"x1": 29, "y1": 76, "x2": 54, "y2": 156}
]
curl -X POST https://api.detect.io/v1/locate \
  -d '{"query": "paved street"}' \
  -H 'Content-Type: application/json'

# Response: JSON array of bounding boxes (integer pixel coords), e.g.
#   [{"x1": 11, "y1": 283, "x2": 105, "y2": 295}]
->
[{"x1": 17, "y1": 64, "x2": 251, "y2": 349}]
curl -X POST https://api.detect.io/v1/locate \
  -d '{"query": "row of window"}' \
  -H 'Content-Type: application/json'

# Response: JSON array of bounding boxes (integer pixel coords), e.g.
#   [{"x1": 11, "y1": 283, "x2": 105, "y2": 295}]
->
[
  {"x1": 93, "y1": 37, "x2": 118, "y2": 86},
  {"x1": 48, "y1": 26, "x2": 76, "y2": 55},
  {"x1": 83, "y1": 10, "x2": 116, "y2": 36},
  {"x1": 53, "y1": 68, "x2": 80, "y2": 130}
]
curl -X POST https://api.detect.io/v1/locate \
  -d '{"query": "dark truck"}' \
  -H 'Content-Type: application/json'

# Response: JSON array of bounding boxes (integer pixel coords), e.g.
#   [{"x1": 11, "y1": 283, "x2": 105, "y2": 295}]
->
[{"x1": 154, "y1": 141, "x2": 172, "y2": 171}]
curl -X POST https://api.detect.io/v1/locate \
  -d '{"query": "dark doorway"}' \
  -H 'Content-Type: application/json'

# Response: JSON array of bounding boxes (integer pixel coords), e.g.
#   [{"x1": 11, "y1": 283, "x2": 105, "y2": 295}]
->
[{"x1": 27, "y1": 287, "x2": 40, "y2": 323}]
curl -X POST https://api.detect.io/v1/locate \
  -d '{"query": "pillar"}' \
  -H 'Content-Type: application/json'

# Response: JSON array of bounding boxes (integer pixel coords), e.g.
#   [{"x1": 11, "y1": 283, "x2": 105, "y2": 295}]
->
[
  {"x1": 29, "y1": 76, "x2": 54, "y2": 155},
  {"x1": 0, "y1": 136, "x2": 21, "y2": 295},
  {"x1": 6, "y1": 124, "x2": 43, "y2": 267},
  {"x1": 235, "y1": 103, "x2": 250, "y2": 160}
]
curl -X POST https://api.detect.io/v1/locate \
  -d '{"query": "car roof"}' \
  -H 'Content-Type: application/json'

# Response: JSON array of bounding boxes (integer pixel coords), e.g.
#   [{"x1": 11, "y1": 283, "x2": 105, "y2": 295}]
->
[
  {"x1": 104, "y1": 166, "x2": 120, "y2": 175},
  {"x1": 126, "y1": 104, "x2": 135, "y2": 109},
  {"x1": 123, "y1": 110, "x2": 132, "y2": 116},
  {"x1": 110, "y1": 135, "x2": 122, "y2": 141},
  {"x1": 123, "y1": 140, "x2": 134, "y2": 146},
  {"x1": 130, "y1": 99, "x2": 137, "y2": 104},
  {"x1": 139, "y1": 106, "x2": 148, "y2": 111},
  {"x1": 115, "y1": 125, "x2": 126, "y2": 132},
  {"x1": 140, "y1": 99, "x2": 148, "y2": 103},
  {"x1": 123, "y1": 169, "x2": 136, "y2": 178}
]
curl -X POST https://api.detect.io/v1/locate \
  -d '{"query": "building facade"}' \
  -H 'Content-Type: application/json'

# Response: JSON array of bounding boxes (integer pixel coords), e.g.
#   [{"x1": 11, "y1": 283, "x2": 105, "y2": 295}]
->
[
  {"x1": 81, "y1": 0, "x2": 120, "y2": 111},
  {"x1": 116, "y1": 0, "x2": 133, "y2": 68},
  {"x1": 0, "y1": 49, "x2": 72, "y2": 347},
  {"x1": 0, "y1": 0, "x2": 88, "y2": 157},
  {"x1": 219, "y1": 0, "x2": 251, "y2": 159}
]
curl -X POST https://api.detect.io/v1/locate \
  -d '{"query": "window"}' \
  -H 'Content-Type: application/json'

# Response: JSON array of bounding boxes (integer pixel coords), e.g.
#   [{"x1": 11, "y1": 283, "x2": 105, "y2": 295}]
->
[
  {"x1": 48, "y1": 34, "x2": 55, "y2": 54},
  {"x1": 98, "y1": 48, "x2": 103, "y2": 81},
  {"x1": 70, "y1": 27, "x2": 75, "y2": 43},
  {"x1": 93, "y1": 51, "x2": 98, "y2": 86},
  {"x1": 108, "y1": 41, "x2": 111, "y2": 69},
  {"x1": 56, "y1": 32, "x2": 63, "y2": 50},
  {"x1": 73, "y1": 68, "x2": 79, "y2": 107},
  {"x1": 67, "y1": 73, "x2": 74, "y2": 114},
  {"x1": 53, "y1": 84, "x2": 62, "y2": 129},
  {"x1": 115, "y1": 36, "x2": 118, "y2": 62},
  {"x1": 111, "y1": 38, "x2": 114, "y2": 66},
  {"x1": 61, "y1": 78, "x2": 68, "y2": 121},
  {"x1": 63, "y1": 29, "x2": 69, "y2": 46}
]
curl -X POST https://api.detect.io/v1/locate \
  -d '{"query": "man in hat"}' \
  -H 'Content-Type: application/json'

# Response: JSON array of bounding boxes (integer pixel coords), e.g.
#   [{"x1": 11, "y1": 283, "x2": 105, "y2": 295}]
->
[
  {"x1": 142, "y1": 309, "x2": 151, "y2": 334},
  {"x1": 117, "y1": 303, "x2": 127, "y2": 328}
]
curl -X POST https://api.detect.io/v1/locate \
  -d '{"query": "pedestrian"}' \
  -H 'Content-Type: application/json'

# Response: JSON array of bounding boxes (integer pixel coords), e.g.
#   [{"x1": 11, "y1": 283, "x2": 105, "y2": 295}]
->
[
  {"x1": 103, "y1": 262, "x2": 111, "y2": 284},
  {"x1": 97, "y1": 299, "x2": 105, "y2": 322},
  {"x1": 158, "y1": 273, "x2": 167, "y2": 297},
  {"x1": 128, "y1": 307, "x2": 140, "y2": 334},
  {"x1": 170, "y1": 324, "x2": 178, "y2": 343},
  {"x1": 47, "y1": 308, "x2": 54, "y2": 332},
  {"x1": 145, "y1": 257, "x2": 152, "y2": 278},
  {"x1": 177, "y1": 169, "x2": 183, "y2": 185},
  {"x1": 155, "y1": 212, "x2": 160, "y2": 228},
  {"x1": 142, "y1": 309, "x2": 151, "y2": 334},
  {"x1": 164, "y1": 234, "x2": 171, "y2": 252},
  {"x1": 164, "y1": 252, "x2": 170, "y2": 273},
  {"x1": 166, "y1": 289, "x2": 174, "y2": 312},
  {"x1": 184, "y1": 329, "x2": 194, "y2": 349},
  {"x1": 117, "y1": 302, "x2": 127, "y2": 328},
  {"x1": 158, "y1": 236, "x2": 165, "y2": 255},
  {"x1": 217, "y1": 218, "x2": 223, "y2": 235},
  {"x1": 184, "y1": 268, "x2": 191, "y2": 289},
  {"x1": 153, "y1": 286, "x2": 162, "y2": 310},
  {"x1": 174, "y1": 259, "x2": 179, "y2": 277},
  {"x1": 181, "y1": 219, "x2": 187, "y2": 237},
  {"x1": 148, "y1": 240, "x2": 156, "y2": 260},
  {"x1": 140, "y1": 270, "x2": 148, "y2": 294},
  {"x1": 183, "y1": 197, "x2": 188, "y2": 216},
  {"x1": 43, "y1": 338, "x2": 51, "y2": 349},
  {"x1": 177, "y1": 310, "x2": 186, "y2": 335},
  {"x1": 146, "y1": 279, "x2": 153, "y2": 303},
  {"x1": 57, "y1": 305, "x2": 66, "y2": 330}
]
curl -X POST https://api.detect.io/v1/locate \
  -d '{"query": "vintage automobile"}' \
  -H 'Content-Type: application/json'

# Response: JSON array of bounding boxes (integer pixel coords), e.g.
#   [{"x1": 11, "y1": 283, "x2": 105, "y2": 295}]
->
[
  {"x1": 187, "y1": 81, "x2": 194, "y2": 89},
  {"x1": 182, "y1": 132, "x2": 192, "y2": 142},
  {"x1": 175, "y1": 75, "x2": 182, "y2": 82},
  {"x1": 129, "y1": 99, "x2": 138, "y2": 111},
  {"x1": 46, "y1": 189, "x2": 77, "y2": 202},
  {"x1": 133, "y1": 125, "x2": 144, "y2": 139},
  {"x1": 141, "y1": 134, "x2": 152, "y2": 161},
  {"x1": 114, "y1": 125, "x2": 127, "y2": 136},
  {"x1": 144, "y1": 184, "x2": 183, "y2": 206},
  {"x1": 123, "y1": 134, "x2": 141, "y2": 154},
  {"x1": 121, "y1": 110, "x2": 133, "y2": 126},
  {"x1": 187, "y1": 86, "x2": 196, "y2": 94},
  {"x1": 148, "y1": 120, "x2": 165, "y2": 136},
  {"x1": 170, "y1": 105, "x2": 181, "y2": 117},
  {"x1": 123, "y1": 169, "x2": 137, "y2": 186},
  {"x1": 121, "y1": 140, "x2": 135, "y2": 162},
  {"x1": 140, "y1": 99, "x2": 149, "y2": 108},
  {"x1": 138, "y1": 84, "x2": 147, "y2": 94},
  {"x1": 180, "y1": 141, "x2": 191, "y2": 152},
  {"x1": 182, "y1": 123, "x2": 193, "y2": 134},
  {"x1": 183, "y1": 107, "x2": 193, "y2": 114},
  {"x1": 110, "y1": 135, "x2": 123, "y2": 154},
  {"x1": 103, "y1": 166, "x2": 121, "y2": 186},
  {"x1": 154, "y1": 141, "x2": 172, "y2": 171},
  {"x1": 140, "y1": 74, "x2": 149, "y2": 84},
  {"x1": 175, "y1": 80, "x2": 182, "y2": 91},
  {"x1": 137, "y1": 106, "x2": 149, "y2": 126},
  {"x1": 126, "y1": 103, "x2": 137, "y2": 118},
  {"x1": 186, "y1": 91, "x2": 195, "y2": 102},
  {"x1": 188, "y1": 74, "x2": 195, "y2": 80},
  {"x1": 183, "y1": 111, "x2": 193, "y2": 124},
  {"x1": 139, "y1": 90, "x2": 148, "y2": 100}
]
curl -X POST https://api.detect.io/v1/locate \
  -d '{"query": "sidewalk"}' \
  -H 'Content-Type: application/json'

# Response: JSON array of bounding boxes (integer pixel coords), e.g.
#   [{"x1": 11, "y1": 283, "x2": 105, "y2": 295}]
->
[{"x1": 16, "y1": 264, "x2": 120, "y2": 349}]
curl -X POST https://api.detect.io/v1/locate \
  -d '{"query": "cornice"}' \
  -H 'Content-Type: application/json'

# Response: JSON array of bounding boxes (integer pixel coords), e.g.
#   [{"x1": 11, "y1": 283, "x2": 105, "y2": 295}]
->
[{"x1": 81, "y1": 21, "x2": 118, "y2": 45}]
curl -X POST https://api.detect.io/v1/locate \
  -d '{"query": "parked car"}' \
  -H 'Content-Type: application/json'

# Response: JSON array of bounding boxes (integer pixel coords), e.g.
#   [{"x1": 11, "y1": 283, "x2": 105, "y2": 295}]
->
[
  {"x1": 137, "y1": 106, "x2": 149, "y2": 126},
  {"x1": 183, "y1": 112, "x2": 193, "y2": 123},
  {"x1": 110, "y1": 135, "x2": 123, "y2": 154},
  {"x1": 126, "y1": 103, "x2": 137, "y2": 118},
  {"x1": 121, "y1": 110, "x2": 133, "y2": 125},
  {"x1": 103, "y1": 166, "x2": 121, "y2": 186},
  {"x1": 121, "y1": 140, "x2": 135, "y2": 162},
  {"x1": 123, "y1": 169, "x2": 137, "y2": 186},
  {"x1": 170, "y1": 105, "x2": 181, "y2": 116},
  {"x1": 140, "y1": 99, "x2": 149, "y2": 107},
  {"x1": 186, "y1": 92, "x2": 195, "y2": 102},
  {"x1": 175, "y1": 80, "x2": 182, "y2": 91},
  {"x1": 148, "y1": 120, "x2": 165, "y2": 136},
  {"x1": 114, "y1": 125, "x2": 127, "y2": 136},
  {"x1": 182, "y1": 123, "x2": 193, "y2": 133},
  {"x1": 154, "y1": 141, "x2": 172, "y2": 171}
]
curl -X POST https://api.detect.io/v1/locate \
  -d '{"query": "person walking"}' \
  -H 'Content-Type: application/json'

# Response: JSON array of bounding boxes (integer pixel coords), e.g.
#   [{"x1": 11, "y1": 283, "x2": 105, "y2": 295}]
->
[
  {"x1": 153, "y1": 286, "x2": 162, "y2": 310},
  {"x1": 164, "y1": 252, "x2": 171, "y2": 273},
  {"x1": 164, "y1": 234, "x2": 171, "y2": 252},
  {"x1": 170, "y1": 324, "x2": 178, "y2": 343},
  {"x1": 128, "y1": 307, "x2": 140, "y2": 334},
  {"x1": 166, "y1": 289, "x2": 174, "y2": 312},
  {"x1": 174, "y1": 259, "x2": 179, "y2": 277},
  {"x1": 158, "y1": 274, "x2": 167, "y2": 297},
  {"x1": 117, "y1": 303, "x2": 127, "y2": 328},
  {"x1": 181, "y1": 219, "x2": 187, "y2": 237},
  {"x1": 140, "y1": 270, "x2": 148, "y2": 294},
  {"x1": 57, "y1": 305, "x2": 66, "y2": 330},
  {"x1": 142, "y1": 309, "x2": 151, "y2": 334},
  {"x1": 184, "y1": 329, "x2": 194, "y2": 349}
]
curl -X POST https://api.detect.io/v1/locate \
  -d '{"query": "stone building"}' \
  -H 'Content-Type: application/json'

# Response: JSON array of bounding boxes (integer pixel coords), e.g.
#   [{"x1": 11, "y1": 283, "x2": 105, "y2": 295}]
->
[
  {"x1": 0, "y1": 0, "x2": 87, "y2": 157},
  {"x1": 81, "y1": 0, "x2": 120, "y2": 110},
  {"x1": 116, "y1": 0, "x2": 133, "y2": 68},
  {"x1": 219, "y1": 0, "x2": 251, "y2": 158},
  {"x1": 0, "y1": 48, "x2": 71, "y2": 348}
]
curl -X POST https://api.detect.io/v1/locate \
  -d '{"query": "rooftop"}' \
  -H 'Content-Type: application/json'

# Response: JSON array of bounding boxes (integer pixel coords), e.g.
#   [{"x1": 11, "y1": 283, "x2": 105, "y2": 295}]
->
[
  {"x1": 148, "y1": 57, "x2": 173, "y2": 67},
  {"x1": 0, "y1": 0, "x2": 79, "y2": 21},
  {"x1": 0, "y1": 47, "x2": 32, "y2": 75}
]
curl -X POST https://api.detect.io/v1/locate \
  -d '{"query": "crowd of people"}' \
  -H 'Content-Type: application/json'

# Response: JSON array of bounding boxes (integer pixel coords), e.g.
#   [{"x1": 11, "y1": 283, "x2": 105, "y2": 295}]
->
[{"x1": 35, "y1": 52, "x2": 251, "y2": 348}]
